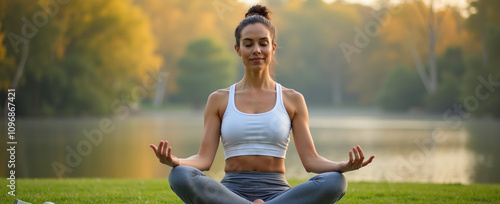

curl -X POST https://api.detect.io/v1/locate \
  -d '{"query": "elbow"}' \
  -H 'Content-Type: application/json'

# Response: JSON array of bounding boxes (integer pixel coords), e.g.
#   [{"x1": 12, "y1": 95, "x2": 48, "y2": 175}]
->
[
  {"x1": 303, "y1": 164, "x2": 312, "y2": 173},
  {"x1": 303, "y1": 162, "x2": 317, "y2": 173},
  {"x1": 199, "y1": 165, "x2": 211, "y2": 171},
  {"x1": 199, "y1": 162, "x2": 213, "y2": 171},
  {"x1": 302, "y1": 154, "x2": 321, "y2": 173}
]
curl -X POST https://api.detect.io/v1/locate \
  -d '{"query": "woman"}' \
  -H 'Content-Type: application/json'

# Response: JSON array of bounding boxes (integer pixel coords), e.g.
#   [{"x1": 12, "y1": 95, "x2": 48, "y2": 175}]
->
[{"x1": 150, "y1": 4, "x2": 375, "y2": 204}]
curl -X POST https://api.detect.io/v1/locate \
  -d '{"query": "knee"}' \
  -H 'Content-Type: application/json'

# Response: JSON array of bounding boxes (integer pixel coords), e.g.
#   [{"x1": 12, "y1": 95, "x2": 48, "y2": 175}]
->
[
  {"x1": 316, "y1": 172, "x2": 347, "y2": 198},
  {"x1": 168, "y1": 165, "x2": 201, "y2": 191}
]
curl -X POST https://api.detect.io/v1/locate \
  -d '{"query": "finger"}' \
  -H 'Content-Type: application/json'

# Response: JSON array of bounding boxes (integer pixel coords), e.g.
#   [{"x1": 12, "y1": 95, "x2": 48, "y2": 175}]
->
[
  {"x1": 167, "y1": 146, "x2": 172, "y2": 160},
  {"x1": 353, "y1": 147, "x2": 363, "y2": 167},
  {"x1": 348, "y1": 150, "x2": 353, "y2": 164},
  {"x1": 149, "y1": 144, "x2": 158, "y2": 153},
  {"x1": 158, "y1": 141, "x2": 165, "y2": 157},
  {"x1": 353, "y1": 147, "x2": 360, "y2": 162},
  {"x1": 150, "y1": 144, "x2": 160, "y2": 159},
  {"x1": 362, "y1": 155, "x2": 375, "y2": 167},
  {"x1": 357, "y1": 145, "x2": 365, "y2": 160},
  {"x1": 162, "y1": 141, "x2": 169, "y2": 158}
]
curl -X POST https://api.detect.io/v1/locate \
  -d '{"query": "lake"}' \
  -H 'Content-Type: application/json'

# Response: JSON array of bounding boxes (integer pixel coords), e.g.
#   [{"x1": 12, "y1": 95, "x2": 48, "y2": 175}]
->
[{"x1": 2, "y1": 108, "x2": 499, "y2": 184}]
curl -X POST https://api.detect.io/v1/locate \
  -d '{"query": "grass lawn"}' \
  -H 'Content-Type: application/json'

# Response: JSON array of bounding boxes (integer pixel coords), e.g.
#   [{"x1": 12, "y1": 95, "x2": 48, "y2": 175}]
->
[{"x1": 1, "y1": 178, "x2": 499, "y2": 203}]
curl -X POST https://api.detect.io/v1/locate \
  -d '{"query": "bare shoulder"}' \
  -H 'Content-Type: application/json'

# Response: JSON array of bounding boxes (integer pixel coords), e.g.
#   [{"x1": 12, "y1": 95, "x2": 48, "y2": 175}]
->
[
  {"x1": 206, "y1": 88, "x2": 230, "y2": 118},
  {"x1": 208, "y1": 88, "x2": 230, "y2": 102},
  {"x1": 281, "y1": 86, "x2": 306, "y2": 105},
  {"x1": 281, "y1": 86, "x2": 307, "y2": 120}
]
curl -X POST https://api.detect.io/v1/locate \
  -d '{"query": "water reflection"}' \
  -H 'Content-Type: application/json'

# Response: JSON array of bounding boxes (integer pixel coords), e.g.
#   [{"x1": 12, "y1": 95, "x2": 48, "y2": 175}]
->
[
  {"x1": 465, "y1": 121, "x2": 500, "y2": 183},
  {"x1": 1, "y1": 110, "x2": 498, "y2": 184}
]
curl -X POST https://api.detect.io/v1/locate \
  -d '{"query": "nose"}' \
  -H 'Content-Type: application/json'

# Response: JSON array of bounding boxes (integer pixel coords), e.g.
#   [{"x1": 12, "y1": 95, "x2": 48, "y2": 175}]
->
[{"x1": 252, "y1": 44, "x2": 262, "y2": 54}]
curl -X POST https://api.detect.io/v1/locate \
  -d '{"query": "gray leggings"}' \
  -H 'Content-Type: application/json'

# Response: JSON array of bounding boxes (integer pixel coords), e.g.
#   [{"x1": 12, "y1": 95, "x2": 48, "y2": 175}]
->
[{"x1": 168, "y1": 165, "x2": 347, "y2": 204}]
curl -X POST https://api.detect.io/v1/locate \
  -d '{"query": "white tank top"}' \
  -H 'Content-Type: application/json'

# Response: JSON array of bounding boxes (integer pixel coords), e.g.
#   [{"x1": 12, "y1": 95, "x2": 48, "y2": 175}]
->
[{"x1": 220, "y1": 83, "x2": 291, "y2": 160}]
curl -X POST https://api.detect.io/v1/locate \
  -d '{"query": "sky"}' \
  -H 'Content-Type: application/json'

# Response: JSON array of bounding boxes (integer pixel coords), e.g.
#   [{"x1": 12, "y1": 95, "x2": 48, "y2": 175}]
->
[
  {"x1": 240, "y1": 0, "x2": 470, "y2": 16},
  {"x1": 336, "y1": 0, "x2": 470, "y2": 11}
]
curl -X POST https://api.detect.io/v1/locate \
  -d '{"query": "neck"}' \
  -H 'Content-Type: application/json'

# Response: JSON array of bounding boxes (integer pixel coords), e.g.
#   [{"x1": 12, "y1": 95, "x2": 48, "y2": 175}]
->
[{"x1": 238, "y1": 67, "x2": 274, "y2": 90}]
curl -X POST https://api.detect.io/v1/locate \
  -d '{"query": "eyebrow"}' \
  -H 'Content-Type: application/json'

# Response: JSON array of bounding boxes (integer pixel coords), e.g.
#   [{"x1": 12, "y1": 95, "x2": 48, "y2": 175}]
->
[{"x1": 242, "y1": 37, "x2": 269, "y2": 41}]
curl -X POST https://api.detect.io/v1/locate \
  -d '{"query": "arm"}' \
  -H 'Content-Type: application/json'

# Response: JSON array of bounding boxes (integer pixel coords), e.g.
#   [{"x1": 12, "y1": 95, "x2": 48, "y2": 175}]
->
[
  {"x1": 149, "y1": 91, "x2": 224, "y2": 171},
  {"x1": 287, "y1": 91, "x2": 374, "y2": 173}
]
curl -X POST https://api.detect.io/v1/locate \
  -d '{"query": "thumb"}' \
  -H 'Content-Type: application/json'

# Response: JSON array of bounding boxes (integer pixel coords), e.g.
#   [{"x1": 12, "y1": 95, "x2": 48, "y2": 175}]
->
[
  {"x1": 149, "y1": 144, "x2": 158, "y2": 152},
  {"x1": 362, "y1": 155, "x2": 375, "y2": 167}
]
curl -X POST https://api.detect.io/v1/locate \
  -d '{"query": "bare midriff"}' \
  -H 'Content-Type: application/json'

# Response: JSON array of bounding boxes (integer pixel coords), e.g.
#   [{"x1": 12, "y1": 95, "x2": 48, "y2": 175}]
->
[{"x1": 224, "y1": 155, "x2": 286, "y2": 173}]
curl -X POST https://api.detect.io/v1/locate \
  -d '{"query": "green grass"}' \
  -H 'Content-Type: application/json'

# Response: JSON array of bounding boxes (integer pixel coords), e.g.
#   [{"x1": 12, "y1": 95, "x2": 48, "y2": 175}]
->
[{"x1": 1, "y1": 179, "x2": 499, "y2": 203}]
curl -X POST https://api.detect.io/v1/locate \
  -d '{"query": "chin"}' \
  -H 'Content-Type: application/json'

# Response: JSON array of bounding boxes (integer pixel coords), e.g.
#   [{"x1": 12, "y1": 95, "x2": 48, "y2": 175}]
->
[
  {"x1": 250, "y1": 65, "x2": 267, "y2": 71},
  {"x1": 248, "y1": 62, "x2": 267, "y2": 69}
]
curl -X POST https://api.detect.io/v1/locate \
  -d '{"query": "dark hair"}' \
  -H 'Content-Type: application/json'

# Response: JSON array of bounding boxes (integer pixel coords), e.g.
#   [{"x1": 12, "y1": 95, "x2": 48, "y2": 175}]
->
[{"x1": 234, "y1": 4, "x2": 276, "y2": 47}]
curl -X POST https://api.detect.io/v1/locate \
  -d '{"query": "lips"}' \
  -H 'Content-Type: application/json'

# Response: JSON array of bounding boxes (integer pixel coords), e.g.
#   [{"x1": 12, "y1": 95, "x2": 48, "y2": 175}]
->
[{"x1": 250, "y1": 58, "x2": 264, "y2": 63}]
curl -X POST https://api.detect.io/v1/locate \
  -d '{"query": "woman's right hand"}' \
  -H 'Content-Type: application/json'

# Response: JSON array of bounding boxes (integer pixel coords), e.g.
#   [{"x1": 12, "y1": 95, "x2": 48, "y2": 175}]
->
[{"x1": 149, "y1": 140, "x2": 181, "y2": 167}]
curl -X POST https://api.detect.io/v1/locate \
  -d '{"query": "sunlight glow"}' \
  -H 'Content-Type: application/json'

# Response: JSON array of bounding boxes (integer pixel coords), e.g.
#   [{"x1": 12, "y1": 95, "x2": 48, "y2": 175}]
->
[
  {"x1": 238, "y1": 0, "x2": 262, "y2": 6},
  {"x1": 324, "y1": 0, "x2": 468, "y2": 9},
  {"x1": 241, "y1": 0, "x2": 469, "y2": 17}
]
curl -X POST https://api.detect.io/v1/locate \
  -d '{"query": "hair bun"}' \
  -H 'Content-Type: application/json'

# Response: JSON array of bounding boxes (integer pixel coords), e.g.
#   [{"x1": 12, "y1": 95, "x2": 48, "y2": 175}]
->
[{"x1": 245, "y1": 4, "x2": 271, "y2": 20}]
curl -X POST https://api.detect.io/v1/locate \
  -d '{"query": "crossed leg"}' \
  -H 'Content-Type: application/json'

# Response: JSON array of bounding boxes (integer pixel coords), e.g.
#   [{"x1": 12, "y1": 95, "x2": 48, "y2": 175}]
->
[
  {"x1": 264, "y1": 172, "x2": 347, "y2": 204},
  {"x1": 168, "y1": 165, "x2": 346, "y2": 204},
  {"x1": 168, "y1": 165, "x2": 251, "y2": 204}
]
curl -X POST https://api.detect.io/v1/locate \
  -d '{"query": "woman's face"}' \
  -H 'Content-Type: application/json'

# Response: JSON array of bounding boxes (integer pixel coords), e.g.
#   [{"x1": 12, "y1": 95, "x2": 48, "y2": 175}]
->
[{"x1": 235, "y1": 23, "x2": 276, "y2": 72}]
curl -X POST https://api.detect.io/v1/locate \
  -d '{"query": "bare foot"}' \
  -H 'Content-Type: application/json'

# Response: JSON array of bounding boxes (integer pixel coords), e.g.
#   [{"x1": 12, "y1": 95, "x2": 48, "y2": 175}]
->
[{"x1": 252, "y1": 199, "x2": 264, "y2": 204}]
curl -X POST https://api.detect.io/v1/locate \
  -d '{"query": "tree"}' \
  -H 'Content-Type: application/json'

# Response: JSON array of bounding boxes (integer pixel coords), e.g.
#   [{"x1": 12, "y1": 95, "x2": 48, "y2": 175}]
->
[
  {"x1": 461, "y1": 0, "x2": 500, "y2": 118},
  {"x1": 377, "y1": 66, "x2": 426, "y2": 111},
  {"x1": 177, "y1": 36, "x2": 236, "y2": 109},
  {"x1": 0, "y1": 0, "x2": 162, "y2": 116},
  {"x1": 423, "y1": 47, "x2": 465, "y2": 112},
  {"x1": 390, "y1": 1, "x2": 462, "y2": 94},
  {"x1": 276, "y1": 1, "x2": 360, "y2": 105},
  {"x1": 460, "y1": 61, "x2": 500, "y2": 118},
  {"x1": 0, "y1": 20, "x2": 16, "y2": 91},
  {"x1": 135, "y1": 0, "x2": 246, "y2": 104},
  {"x1": 346, "y1": 1, "x2": 465, "y2": 105},
  {"x1": 467, "y1": 0, "x2": 500, "y2": 66}
]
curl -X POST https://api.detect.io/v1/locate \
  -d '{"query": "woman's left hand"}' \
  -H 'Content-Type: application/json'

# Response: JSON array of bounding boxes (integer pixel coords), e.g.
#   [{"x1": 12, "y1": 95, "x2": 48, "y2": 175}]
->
[{"x1": 338, "y1": 145, "x2": 375, "y2": 173}]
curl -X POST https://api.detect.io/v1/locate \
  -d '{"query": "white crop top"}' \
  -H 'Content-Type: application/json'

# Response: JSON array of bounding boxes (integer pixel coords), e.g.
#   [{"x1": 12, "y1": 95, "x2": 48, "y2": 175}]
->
[{"x1": 220, "y1": 83, "x2": 291, "y2": 160}]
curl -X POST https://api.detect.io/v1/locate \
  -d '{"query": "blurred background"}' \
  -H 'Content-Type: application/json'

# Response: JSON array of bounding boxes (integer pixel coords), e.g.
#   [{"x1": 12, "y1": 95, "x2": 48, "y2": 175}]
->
[{"x1": 0, "y1": 0, "x2": 499, "y2": 184}]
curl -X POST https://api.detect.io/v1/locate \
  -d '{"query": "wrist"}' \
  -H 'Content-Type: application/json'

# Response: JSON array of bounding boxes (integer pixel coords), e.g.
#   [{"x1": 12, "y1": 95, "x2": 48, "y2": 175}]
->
[
  {"x1": 173, "y1": 159, "x2": 181, "y2": 167},
  {"x1": 335, "y1": 161, "x2": 349, "y2": 173}
]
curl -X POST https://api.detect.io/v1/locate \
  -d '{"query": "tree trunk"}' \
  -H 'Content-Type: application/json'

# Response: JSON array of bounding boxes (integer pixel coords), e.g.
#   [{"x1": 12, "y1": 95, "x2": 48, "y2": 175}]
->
[
  {"x1": 153, "y1": 72, "x2": 169, "y2": 108},
  {"x1": 409, "y1": 39, "x2": 432, "y2": 92},
  {"x1": 409, "y1": 0, "x2": 439, "y2": 93},
  {"x1": 3, "y1": 42, "x2": 29, "y2": 115},
  {"x1": 480, "y1": 0, "x2": 489, "y2": 65},
  {"x1": 428, "y1": 0, "x2": 437, "y2": 92}
]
